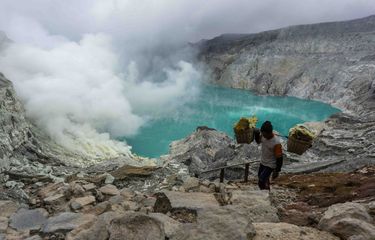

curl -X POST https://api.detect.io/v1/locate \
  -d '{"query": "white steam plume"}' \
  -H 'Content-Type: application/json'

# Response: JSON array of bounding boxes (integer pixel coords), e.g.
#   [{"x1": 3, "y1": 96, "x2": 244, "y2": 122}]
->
[{"x1": 0, "y1": 31, "x2": 200, "y2": 160}]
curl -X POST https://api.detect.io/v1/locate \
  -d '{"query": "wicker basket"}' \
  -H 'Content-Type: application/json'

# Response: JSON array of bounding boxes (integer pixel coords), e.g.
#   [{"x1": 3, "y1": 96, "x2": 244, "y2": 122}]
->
[
  {"x1": 287, "y1": 135, "x2": 312, "y2": 155},
  {"x1": 234, "y1": 128, "x2": 254, "y2": 144}
]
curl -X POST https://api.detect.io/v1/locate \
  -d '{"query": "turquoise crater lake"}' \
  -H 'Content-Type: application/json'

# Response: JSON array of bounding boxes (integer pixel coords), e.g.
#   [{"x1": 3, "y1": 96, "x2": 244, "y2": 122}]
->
[{"x1": 121, "y1": 85, "x2": 340, "y2": 158}]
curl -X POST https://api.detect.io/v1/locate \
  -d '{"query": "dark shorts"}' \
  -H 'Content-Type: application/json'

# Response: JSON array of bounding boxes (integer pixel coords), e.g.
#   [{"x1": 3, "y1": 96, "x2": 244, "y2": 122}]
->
[{"x1": 258, "y1": 164, "x2": 274, "y2": 190}]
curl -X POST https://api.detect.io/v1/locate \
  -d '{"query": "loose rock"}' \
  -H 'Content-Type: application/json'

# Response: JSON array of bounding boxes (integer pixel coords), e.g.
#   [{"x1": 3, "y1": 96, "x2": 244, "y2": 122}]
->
[
  {"x1": 9, "y1": 208, "x2": 48, "y2": 231},
  {"x1": 99, "y1": 185, "x2": 120, "y2": 196},
  {"x1": 108, "y1": 213, "x2": 165, "y2": 240},
  {"x1": 43, "y1": 212, "x2": 96, "y2": 233}
]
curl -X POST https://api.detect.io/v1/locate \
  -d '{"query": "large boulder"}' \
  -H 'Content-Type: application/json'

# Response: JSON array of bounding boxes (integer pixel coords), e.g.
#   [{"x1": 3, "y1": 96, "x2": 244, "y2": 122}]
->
[
  {"x1": 66, "y1": 212, "x2": 122, "y2": 240},
  {"x1": 108, "y1": 213, "x2": 165, "y2": 240},
  {"x1": 148, "y1": 213, "x2": 182, "y2": 238},
  {"x1": 67, "y1": 212, "x2": 180, "y2": 240},
  {"x1": 228, "y1": 190, "x2": 279, "y2": 222},
  {"x1": 171, "y1": 206, "x2": 256, "y2": 240},
  {"x1": 318, "y1": 202, "x2": 375, "y2": 239}
]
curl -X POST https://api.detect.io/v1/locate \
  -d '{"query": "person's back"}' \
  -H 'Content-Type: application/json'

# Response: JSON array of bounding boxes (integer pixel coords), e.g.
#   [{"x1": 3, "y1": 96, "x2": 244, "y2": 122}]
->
[
  {"x1": 254, "y1": 121, "x2": 283, "y2": 190},
  {"x1": 260, "y1": 134, "x2": 282, "y2": 169}
]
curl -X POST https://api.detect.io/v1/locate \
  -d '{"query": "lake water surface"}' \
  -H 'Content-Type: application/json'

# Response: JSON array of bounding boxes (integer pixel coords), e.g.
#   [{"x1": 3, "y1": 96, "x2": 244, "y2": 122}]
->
[{"x1": 122, "y1": 85, "x2": 340, "y2": 158}]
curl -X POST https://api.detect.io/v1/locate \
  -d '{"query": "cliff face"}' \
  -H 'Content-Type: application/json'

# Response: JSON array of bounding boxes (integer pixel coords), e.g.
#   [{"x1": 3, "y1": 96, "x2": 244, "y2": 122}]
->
[
  {"x1": 197, "y1": 15, "x2": 375, "y2": 171},
  {"x1": 198, "y1": 15, "x2": 375, "y2": 114},
  {"x1": 0, "y1": 72, "x2": 78, "y2": 177},
  {"x1": 0, "y1": 73, "x2": 31, "y2": 159}
]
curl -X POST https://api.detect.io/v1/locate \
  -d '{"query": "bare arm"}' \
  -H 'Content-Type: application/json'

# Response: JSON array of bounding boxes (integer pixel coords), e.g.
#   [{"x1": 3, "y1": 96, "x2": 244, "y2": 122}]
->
[{"x1": 274, "y1": 144, "x2": 283, "y2": 172}]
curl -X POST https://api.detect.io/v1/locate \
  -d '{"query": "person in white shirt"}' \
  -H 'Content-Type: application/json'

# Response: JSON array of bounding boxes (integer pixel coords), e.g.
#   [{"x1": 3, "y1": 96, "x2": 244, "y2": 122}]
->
[{"x1": 254, "y1": 121, "x2": 283, "y2": 190}]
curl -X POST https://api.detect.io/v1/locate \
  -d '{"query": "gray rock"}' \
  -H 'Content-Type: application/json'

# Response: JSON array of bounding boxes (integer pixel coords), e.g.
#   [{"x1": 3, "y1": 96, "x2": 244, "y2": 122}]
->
[
  {"x1": 104, "y1": 174, "x2": 115, "y2": 184},
  {"x1": 318, "y1": 202, "x2": 375, "y2": 239},
  {"x1": 25, "y1": 236, "x2": 43, "y2": 240},
  {"x1": 228, "y1": 190, "x2": 279, "y2": 223},
  {"x1": 108, "y1": 213, "x2": 165, "y2": 240},
  {"x1": 9, "y1": 208, "x2": 48, "y2": 231},
  {"x1": 182, "y1": 177, "x2": 200, "y2": 191},
  {"x1": 43, "y1": 212, "x2": 96, "y2": 233},
  {"x1": 171, "y1": 206, "x2": 256, "y2": 240},
  {"x1": 166, "y1": 127, "x2": 260, "y2": 179},
  {"x1": 154, "y1": 191, "x2": 219, "y2": 214}
]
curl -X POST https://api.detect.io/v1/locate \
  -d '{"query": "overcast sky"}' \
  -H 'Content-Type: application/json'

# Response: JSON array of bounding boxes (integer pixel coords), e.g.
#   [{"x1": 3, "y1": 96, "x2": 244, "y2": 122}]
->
[{"x1": 0, "y1": 0, "x2": 375, "y2": 46}]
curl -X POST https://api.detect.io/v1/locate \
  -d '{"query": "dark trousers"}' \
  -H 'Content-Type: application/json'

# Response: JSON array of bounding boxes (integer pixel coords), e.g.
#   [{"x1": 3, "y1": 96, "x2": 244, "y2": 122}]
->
[{"x1": 258, "y1": 164, "x2": 274, "y2": 190}]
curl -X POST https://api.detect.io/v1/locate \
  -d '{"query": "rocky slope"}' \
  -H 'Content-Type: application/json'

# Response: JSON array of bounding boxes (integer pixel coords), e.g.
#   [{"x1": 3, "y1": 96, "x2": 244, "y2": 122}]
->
[{"x1": 197, "y1": 15, "x2": 375, "y2": 171}]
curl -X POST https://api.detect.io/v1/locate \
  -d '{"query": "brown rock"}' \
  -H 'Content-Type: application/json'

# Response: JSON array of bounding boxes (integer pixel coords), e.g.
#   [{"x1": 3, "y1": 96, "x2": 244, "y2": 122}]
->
[
  {"x1": 108, "y1": 213, "x2": 165, "y2": 240},
  {"x1": 83, "y1": 201, "x2": 112, "y2": 215},
  {"x1": 43, "y1": 193, "x2": 65, "y2": 205},
  {"x1": 199, "y1": 185, "x2": 214, "y2": 193},
  {"x1": 42, "y1": 212, "x2": 96, "y2": 233},
  {"x1": 0, "y1": 217, "x2": 8, "y2": 233},
  {"x1": 148, "y1": 213, "x2": 182, "y2": 238},
  {"x1": 70, "y1": 196, "x2": 96, "y2": 210},
  {"x1": 99, "y1": 185, "x2": 120, "y2": 196},
  {"x1": 120, "y1": 188, "x2": 135, "y2": 200},
  {"x1": 69, "y1": 182, "x2": 86, "y2": 197},
  {"x1": 253, "y1": 222, "x2": 339, "y2": 240},
  {"x1": 66, "y1": 212, "x2": 121, "y2": 240},
  {"x1": 110, "y1": 165, "x2": 158, "y2": 180},
  {"x1": 182, "y1": 177, "x2": 200, "y2": 191},
  {"x1": 38, "y1": 182, "x2": 65, "y2": 199},
  {"x1": 0, "y1": 201, "x2": 18, "y2": 218},
  {"x1": 123, "y1": 200, "x2": 139, "y2": 211},
  {"x1": 82, "y1": 183, "x2": 96, "y2": 191},
  {"x1": 4, "y1": 227, "x2": 30, "y2": 240},
  {"x1": 154, "y1": 191, "x2": 219, "y2": 214}
]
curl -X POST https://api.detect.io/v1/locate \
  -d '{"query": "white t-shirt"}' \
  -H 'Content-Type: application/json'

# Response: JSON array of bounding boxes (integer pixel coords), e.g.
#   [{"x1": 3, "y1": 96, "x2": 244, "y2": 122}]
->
[{"x1": 260, "y1": 135, "x2": 282, "y2": 169}]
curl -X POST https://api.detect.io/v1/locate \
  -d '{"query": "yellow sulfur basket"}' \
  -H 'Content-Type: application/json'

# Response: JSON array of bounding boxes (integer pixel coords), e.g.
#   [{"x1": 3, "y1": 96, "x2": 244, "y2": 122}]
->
[
  {"x1": 233, "y1": 116, "x2": 257, "y2": 144},
  {"x1": 234, "y1": 128, "x2": 254, "y2": 144},
  {"x1": 287, "y1": 135, "x2": 313, "y2": 155}
]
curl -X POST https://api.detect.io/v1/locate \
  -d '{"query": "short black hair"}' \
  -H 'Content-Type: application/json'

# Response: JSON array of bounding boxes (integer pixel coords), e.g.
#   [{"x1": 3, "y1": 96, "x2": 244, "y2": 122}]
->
[{"x1": 261, "y1": 121, "x2": 273, "y2": 133}]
